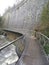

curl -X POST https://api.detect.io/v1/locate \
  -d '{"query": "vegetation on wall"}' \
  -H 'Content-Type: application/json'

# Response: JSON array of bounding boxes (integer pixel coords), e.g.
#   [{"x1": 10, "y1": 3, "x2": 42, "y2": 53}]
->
[{"x1": 36, "y1": 2, "x2": 49, "y2": 37}]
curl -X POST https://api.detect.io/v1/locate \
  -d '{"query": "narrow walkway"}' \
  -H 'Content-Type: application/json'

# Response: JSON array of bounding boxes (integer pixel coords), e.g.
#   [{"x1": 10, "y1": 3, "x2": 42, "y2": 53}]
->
[{"x1": 16, "y1": 36, "x2": 49, "y2": 65}]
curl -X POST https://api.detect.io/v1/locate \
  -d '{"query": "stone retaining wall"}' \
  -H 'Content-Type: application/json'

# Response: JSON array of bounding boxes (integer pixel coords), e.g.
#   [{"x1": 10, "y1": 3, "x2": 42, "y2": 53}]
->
[{"x1": 3, "y1": 0, "x2": 49, "y2": 32}]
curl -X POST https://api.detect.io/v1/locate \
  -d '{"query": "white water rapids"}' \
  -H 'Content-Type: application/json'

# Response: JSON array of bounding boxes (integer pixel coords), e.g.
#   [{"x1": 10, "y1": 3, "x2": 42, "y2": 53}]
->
[{"x1": 0, "y1": 35, "x2": 19, "y2": 65}]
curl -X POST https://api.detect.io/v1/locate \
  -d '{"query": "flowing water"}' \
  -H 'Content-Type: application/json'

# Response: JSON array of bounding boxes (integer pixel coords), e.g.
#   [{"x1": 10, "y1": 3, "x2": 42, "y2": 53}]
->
[{"x1": 0, "y1": 34, "x2": 19, "y2": 65}]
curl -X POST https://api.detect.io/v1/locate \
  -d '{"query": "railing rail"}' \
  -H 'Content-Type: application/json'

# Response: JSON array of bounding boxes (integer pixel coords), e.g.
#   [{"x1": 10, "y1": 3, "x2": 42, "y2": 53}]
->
[
  {"x1": 35, "y1": 31, "x2": 49, "y2": 61},
  {"x1": 36, "y1": 32, "x2": 49, "y2": 40},
  {"x1": 0, "y1": 35, "x2": 24, "y2": 51}
]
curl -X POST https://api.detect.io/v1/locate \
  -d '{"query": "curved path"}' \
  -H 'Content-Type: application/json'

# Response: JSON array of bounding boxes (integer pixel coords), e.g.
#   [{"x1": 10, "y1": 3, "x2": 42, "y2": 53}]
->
[{"x1": 16, "y1": 36, "x2": 49, "y2": 65}]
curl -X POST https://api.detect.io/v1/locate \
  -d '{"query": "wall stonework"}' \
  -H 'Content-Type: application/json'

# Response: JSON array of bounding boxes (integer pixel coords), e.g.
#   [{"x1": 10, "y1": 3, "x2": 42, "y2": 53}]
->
[{"x1": 3, "y1": 0, "x2": 49, "y2": 32}]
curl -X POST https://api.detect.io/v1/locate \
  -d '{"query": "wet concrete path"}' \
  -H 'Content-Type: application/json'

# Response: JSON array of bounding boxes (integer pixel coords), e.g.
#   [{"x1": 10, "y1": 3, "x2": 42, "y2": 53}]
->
[{"x1": 16, "y1": 36, "x2": 49, "y2": 65}]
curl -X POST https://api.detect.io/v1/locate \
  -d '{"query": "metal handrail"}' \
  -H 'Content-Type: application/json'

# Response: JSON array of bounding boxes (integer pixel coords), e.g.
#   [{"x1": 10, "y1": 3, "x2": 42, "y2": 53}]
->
[
  {"x1": 35, "y1": 31, "x2": 49, "y2": 61},
  {"x1": 0, "y1": 35, "x2": 24, "y2": 51},
  {"x1": 37, "y1": 32, "x2": 49, "y2": 40}
]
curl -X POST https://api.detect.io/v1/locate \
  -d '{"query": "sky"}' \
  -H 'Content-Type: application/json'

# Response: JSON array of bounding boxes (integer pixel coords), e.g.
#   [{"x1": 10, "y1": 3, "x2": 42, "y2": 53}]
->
[{"x1": 0, "y1": 0, "x2": 22, "y2": 16}]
